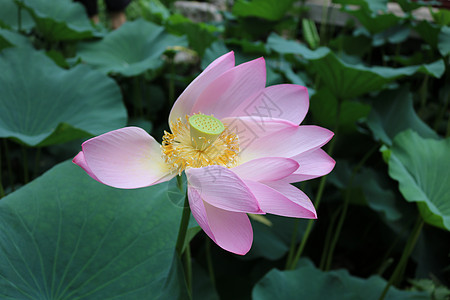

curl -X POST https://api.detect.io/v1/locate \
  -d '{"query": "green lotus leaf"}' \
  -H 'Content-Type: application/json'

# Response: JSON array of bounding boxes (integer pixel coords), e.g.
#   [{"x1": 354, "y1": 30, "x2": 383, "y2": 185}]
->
[
  {"x1": 267, "y1": 33, "x2": 445, "y2": 99},
  {"x1": 17, "y1": 0, "x2": 95, "y2": 41},
  {"x1": 333, "y1": 0, "x2": 388, "y2": 13},
  {"x1": 232, "y1": 0, "x2": 295, "y2": 21},
  {"x1": 77, "y1": 19, "x2": 188, "y2": 76},
  {"x1": 366, "y1": 86, "x2": 439, "y2": 146},
  {"x1": 253, "y1": 259, "x2": 430, "y2": 299},
  {"x1": 0, "y1": 0, "x2": 34, "y2": 31},
  {"x1": 0, "y1": 28, "x2": 31, "y2": 50},
  {"x1": 0, "y1": 47, "x2": 126, "y2": 146},
  {"x1": 0, "y1": 161, "x2": 188, "y2": 299},
  {"x1": 388, "y1": 130, "x2": 450, "y2": 231}
]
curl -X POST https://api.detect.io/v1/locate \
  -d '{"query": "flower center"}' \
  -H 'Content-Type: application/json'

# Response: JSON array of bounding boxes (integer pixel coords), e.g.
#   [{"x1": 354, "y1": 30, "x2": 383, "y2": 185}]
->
[
  {"x1": 161, "y1": 114, "x2": 239, "y2": 174},
  {"x1": 189, "y1": 114, "x2": 225, "y2": 151}
]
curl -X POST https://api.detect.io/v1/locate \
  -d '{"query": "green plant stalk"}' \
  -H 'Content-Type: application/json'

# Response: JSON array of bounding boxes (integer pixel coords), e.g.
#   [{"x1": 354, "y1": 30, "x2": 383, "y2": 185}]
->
[
  {"x1": 319, "y1": 206, "x2": 342, "y2": 270},
  {"x1": 285, "y1": 219, "x2": 299, "y2": 268},
  {"x1": 133, "y1": 76, "x2": 144, "y2": 118},
  {"x1": 169, "y1": 57, "x2": 175, "y2": 106},
  {"x1": 205, "y1": 238, "x2": 216, "y2": 288},
  {"x1": 324, "y1": 144, "x2": 378, "y2": 271},
  {"x1": 21, "y1": 145, "x2": 29, "y2": 184},
  {"x1": 319, "y1": 0, "x2": 329, "y2": 45},
  {"x1": 433, "y1": 92, "x2": 448, "y2": 132},
  {"x1": 378, "y1": 217, "x2": 424, "y2": 300},
  {"x1": 3, "y1": 140, "x2": 13, "y2": 191},
  {"x1": 183, "y1": 244, "x2": 192, "y2": 295},
  {"x1": 33, "y1": 147, "x2": 41, "y2": 179},
  {"x1": 175, "y1": 188, "x2": 190, "y2": 256},
  {"x1": 419, "y1": 74, "x2": 429, "y2": 110},
  {"x1": 287, "y1": 105, "x2": 339, "y2": 270}
]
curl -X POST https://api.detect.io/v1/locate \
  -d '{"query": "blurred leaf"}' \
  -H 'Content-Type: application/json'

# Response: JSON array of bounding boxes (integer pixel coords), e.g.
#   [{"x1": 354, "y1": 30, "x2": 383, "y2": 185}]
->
[
  {"x1": 77, "y1": 19, "x2": 187, "y2": 76},
  {"x1": 302, "y1": 19, "x2": 320, "y2": 49},
  {"x1": 232, "y1": 0, "x2": 295, "y2": 21},
  {"x1": 0, "y1": 0, "x2": 34, "y2": 31},
  {"x1": 345, "y1": 10, "x2": 400, "y2": 34},
  {"x1": 329, "y1": 34, "x2": 372, "y2": 56},
  {"x1": 413, "y1": 20, "x2": 440, "y2": 49},
  {"x1": 372, "y1": 25, "x2": 410, "y2": 47},
  {"x1": 333, "y1": 0, "x2": 388, "y2": 13},
  {"x1": 431, "y1": 9, "x2": 450, "y2": 26},
  {"x1": 253, "y1": 259, "x2": 430, "y2": 299},
  {"x1": 18, "y1": 0, "x2": 94, "y2": 41},
  {"x1": 267, "y1": 33, "x2": 445, "y2": 99},
  {"x1": 201, "y1": 40, "x2": 229, "y2": 69},
  {"x1": 0, "y1": 161, "x2": 188, "y2": 299},
  {"x1": 409, "y1": 279, "x2": 450, "y2": 300},
  {"x1": 167, "y1": 14, "x2": 219, "y2": 56},
  {"x1": 310, "y1": 88, "x2": 370, "y2": 133},
  {"x1": 388, "y1": 130, "x2": 450, "y2": 230},
  {"x1": 0, "y1": 47, "x2": 126, "y2": 146},
  {"x1": 366, "y1": 86, "x2": 439, "y2": 146},
  {"x1": 247, "y1": 215, "x2": 309, "y2": 260},
  {"x1": 227, "y1": 38, "x2": 268, "y2": 54},
  {"x1": 0, "y1": 28, "x2": 31, "y2": 50},
  {"x1": 438, "y1": 26, "x2": 450, "y2": 56}
]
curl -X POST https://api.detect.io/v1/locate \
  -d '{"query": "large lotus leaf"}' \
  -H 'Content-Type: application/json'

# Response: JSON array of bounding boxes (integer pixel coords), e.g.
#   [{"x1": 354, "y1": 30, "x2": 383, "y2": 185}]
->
[
  {"x1": 0, "y1": 0, "x2": 34, "y2": 31},
  {"x1": 232, "y1": 0, "x2": 295, "y2": 21},
  {"x1": 438, "y1": 26, "x2": 450, "y2": 56},
  {"x1": 388, "y1": 130, "x2": 450, "y2": 231},
  {"x1": 267, "y1": 33, "x2": 445, "y2": 99},
  {"x1": 345, "y1": 10, "x2": 400, "y2": 34},
  {"x1": 0, "y1": 28, "x2": 31, "y2": 50},
  {"x1": 77, "y1": 19, "x2": 187, "y2": 76},
  {"x1": 0, "y1": 161, "x2": 188, "y2": 299},
  {"x1": 0, "y1": 47, "x2": 126, "y2": 146},
  {"x1": 432, "y1": 9, "x2": 450, "y2": 26},
  {"x1": 366, "y1": 86, "x2": 439, "y2": 146},
  {"x1": 253, "y1": 259, "x2": 430, "y2": 299},
  {"x1": 17, "y1": 0, "x2": 95, "y2": 41},
  {"x1": 413, "y1": 20, "x2": 441, "y2": 49}
]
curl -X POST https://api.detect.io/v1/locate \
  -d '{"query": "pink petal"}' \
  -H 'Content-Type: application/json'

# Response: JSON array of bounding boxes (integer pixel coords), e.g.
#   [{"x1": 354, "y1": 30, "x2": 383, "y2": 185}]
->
[
  {"x1": 73, "y1": 151, "x2": 100, "y2": 182},
  {"x1": 169, "y1": 51, "x2": 235, "y2": 127},
  {"x1": 222, "y1": 117, "x2": 334, "y2": 163},
  {"x1": 245, "y1": 180, "x2": 316, "y2": 218},
  {"x1": 188, "y1": 187, "x2": 253, "y2": 255},
  {"x1": 231, "y1": 84, "x2": 309, "y2": 125},
  {"x1": 191, "y1": 57, "x2": 266, "y2": 119},
  {"x1": 186, "y1": 165, "x2": 263, "y2": 214},
  {"x1": 284, "y1": 148, "x2": 336, "y2": 183},
  {"x1": 265, "y1": 181, "x2": 317, "y2": 216},
  {"x1": 78, "y1": 127, "x2": 174, "y2": 189},
  {"x1": 232, "y1": 157, "x2": 299, "y2": 182}
]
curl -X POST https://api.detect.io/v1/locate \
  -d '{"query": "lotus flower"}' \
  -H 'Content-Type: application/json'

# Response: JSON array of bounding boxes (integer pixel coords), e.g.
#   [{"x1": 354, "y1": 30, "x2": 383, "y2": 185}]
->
[{"x1": 73, "y1": 52, "x2": 335, "y2": 255}]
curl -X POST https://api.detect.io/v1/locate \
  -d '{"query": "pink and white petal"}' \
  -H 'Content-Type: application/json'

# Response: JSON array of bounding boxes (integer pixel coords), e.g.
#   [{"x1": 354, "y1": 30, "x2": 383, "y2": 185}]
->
[
  {"x1": 245, "y1": 180, "x2": 316, "y2": 218},
  {"x1": 222, "y1": 117, "x2": 334, "y2": 163},
  {"x1": 80, "y1": 127, "x2": 174, "y2": 189},
  {"x1": 186, "y1": 165, "x2": 263, "y2": 214},
  {"x1": 232, "y1": 157, "x2": 299, "y2": 182},
  {"x1": 73, "y1": 151, "x2": 100, "y2": 182},
  {"x1": 169, "y1": 51, "x2": 235, "y2": 127},
  {"x1": 191, "y1": 58, "x2": 266, "y2": 119},
  {"x1": 265, "y1": 181, "x2": 316, "y2": 216},
  {"x1": 231, "y1": 84, "x2": 309, "y2": 125},
  {"x1": 284, "y1": 148, "x2": 336, "y2": 183},
  {"x1": 188, "y1": 187, "x2": 253, "y2": 255}
]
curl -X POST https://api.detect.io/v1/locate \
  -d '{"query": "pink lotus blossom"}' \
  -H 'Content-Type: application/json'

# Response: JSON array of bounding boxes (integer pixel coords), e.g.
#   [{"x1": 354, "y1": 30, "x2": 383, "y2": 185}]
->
[{"x1": 73, "y1": 52, "x2": 335, "y2": 255}]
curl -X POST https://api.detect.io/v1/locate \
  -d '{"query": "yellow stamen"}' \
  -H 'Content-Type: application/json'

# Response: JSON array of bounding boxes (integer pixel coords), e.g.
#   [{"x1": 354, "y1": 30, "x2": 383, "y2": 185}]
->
[{"x1": 161, "y1": 115, "x2": 239, "y2": 175}]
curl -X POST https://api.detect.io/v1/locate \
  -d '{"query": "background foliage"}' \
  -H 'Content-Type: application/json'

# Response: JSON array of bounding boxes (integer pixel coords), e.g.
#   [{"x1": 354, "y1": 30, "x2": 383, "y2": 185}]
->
[{"x1": 0, "y1": 0, "x2": 449, "y2": 299}]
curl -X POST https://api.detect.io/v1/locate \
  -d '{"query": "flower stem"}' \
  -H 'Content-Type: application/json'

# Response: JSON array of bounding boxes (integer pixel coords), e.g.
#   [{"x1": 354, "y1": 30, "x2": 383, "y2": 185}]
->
[
  {"x1": 285, "y1": 219, "x2": 299, "y2": 268},
  {"x1": 205, "y1": 238, "x2": 216, "y2": 288},
  {"x1": 3, "y1": 140, "x2": 14, "y2": 192},
  {"x1": 0, "y1": 143, "x2": 4, "y2": 199},
  {"x1": 21, "y1": 145, "x2": 29, "y2": 184},
  {"x1": 324, "y1": 144, "x2": 378, "y2": 271},
  {"x1": 183, "y1": 244, "x2": 192, "y2": 293},
  {"x1": 378, "y1": 216, "x2": 424, "y2": 300},
  {"x1": 175, "y1": 188, "x2": 191, "y2": 256},
  {"x1": 287, "y1": 135, "x2": 337, "y2": 270}
]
